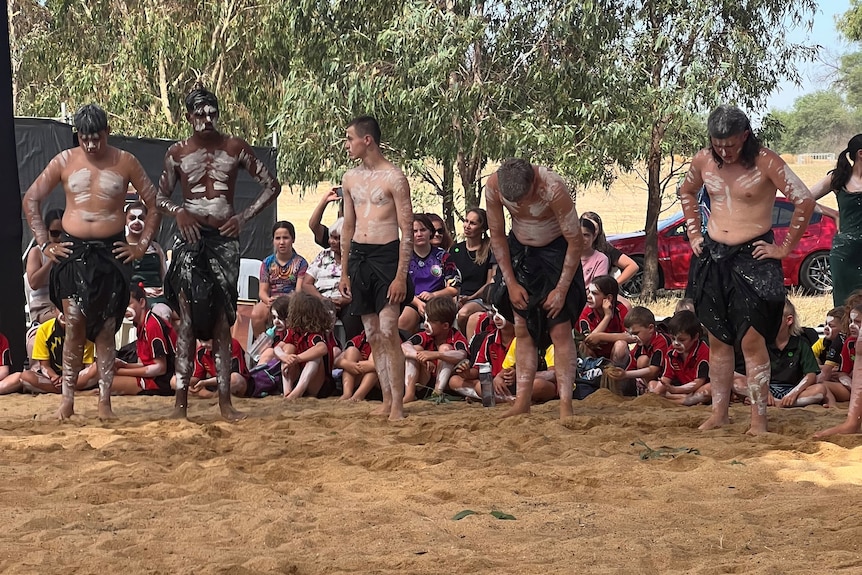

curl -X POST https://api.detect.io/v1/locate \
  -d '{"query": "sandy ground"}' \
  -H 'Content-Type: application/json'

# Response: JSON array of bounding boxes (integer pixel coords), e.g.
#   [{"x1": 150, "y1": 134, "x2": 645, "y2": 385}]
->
[{"x1": 1, "y1": 391, "x2": 860, "y2": 575}]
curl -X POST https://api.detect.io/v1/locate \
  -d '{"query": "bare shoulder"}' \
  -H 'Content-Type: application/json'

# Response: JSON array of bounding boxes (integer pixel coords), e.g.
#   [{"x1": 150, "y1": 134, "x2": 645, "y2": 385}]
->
[
  {"x1": 691, "y1": 148, "x2": 714, "y2": 168},
  {"x1": 754, "y1": 146, "x2": 787, "y2": 171}
]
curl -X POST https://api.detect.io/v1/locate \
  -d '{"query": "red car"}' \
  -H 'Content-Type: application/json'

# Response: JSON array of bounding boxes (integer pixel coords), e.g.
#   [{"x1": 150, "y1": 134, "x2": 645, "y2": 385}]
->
[{"x1": 607, "y1": 197, "x2": 836, "y2": 296}]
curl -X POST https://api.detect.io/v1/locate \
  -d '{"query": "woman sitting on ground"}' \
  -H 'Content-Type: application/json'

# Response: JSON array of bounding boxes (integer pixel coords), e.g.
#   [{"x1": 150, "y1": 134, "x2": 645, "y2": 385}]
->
[{"x1": 448, "y1": 207, "x2": 497, "y2": 333}]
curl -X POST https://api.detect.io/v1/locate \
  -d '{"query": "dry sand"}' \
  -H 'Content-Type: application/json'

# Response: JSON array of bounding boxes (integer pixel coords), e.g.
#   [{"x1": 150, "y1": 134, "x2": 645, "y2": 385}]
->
[{"x1": 1, "y1": 391, "x2": 860, "y2": 574}]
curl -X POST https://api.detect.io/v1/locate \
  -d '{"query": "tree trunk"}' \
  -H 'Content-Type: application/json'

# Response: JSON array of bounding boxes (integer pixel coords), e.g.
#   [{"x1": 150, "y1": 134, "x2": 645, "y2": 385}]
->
[
  {"x1": 442, "y1": 157, "x2": 455, "y2": 232},
  {"x1": 642, "y1": 121, "x2": 666, "y2": 302}
]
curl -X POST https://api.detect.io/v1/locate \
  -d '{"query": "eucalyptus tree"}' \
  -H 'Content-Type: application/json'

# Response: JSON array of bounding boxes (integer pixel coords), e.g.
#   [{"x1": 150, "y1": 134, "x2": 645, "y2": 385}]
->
[{"x1": 608, "y1": 0, "x2": 818, "y2": 299}]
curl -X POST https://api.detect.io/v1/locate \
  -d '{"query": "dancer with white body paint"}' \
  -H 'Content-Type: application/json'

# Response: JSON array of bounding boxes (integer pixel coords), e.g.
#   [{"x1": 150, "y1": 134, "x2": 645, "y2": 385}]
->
[
  {"x1": 22, "y1": 104, "x2": 161, "y2": 420},
  {"x1": 485, "y1": 158, "x2": 585, "y2": 419},
  {"x1": 156, "y1": 84, "x2": 280, "y2": 422},
  {"x1": 338, "y1": 116, "x2": 414, "y2": 421},
  {"x1": 679, "y1": 105, "x2": 815, "y2": 435}
]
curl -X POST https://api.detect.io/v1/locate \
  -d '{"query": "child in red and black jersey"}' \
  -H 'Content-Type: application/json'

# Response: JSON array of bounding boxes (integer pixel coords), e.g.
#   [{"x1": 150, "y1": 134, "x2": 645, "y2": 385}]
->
[
  {"x1": 175, "y1": 338, "x2": 250, "y2": 398},
  {"x1": 402, "y1": 296, "x2": 468, "y2": 402},
  {"x1": 335, "y1": 331, "x2": 379, "y2": 401},
  {"x1": 649, "y1": 310, "x2": 711, "y2": 405},
  {"x1": 613, "y1": 306, "x2": 672, "y2": 396},
  {"x1": 112, "y1": 283, "x2": 177, "y2": 396},
  {"x1": 274, "y1": 292, "x2": 340, "y2": 400},
  {"x1": 449, "y1": 307, "x2": 514, "y2": 400}
]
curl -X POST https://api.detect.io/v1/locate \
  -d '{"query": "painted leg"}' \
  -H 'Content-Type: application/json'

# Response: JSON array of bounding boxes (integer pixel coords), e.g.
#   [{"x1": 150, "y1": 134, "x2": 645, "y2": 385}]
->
[
  {"x1": 699, "y1": 334, "x2": 734, "y2": 430},
  {"x1": 94, "y1": 318, "x2": 118, "y2": 420},
  {"x1": 503, "y1": 317, "x2": 537, "y2": 417},
  {"x1": 56, "y1": 299, "x2": 85, "y2": 420},
  {"x1": 171, "y1": 295, "x2": 195, "y2": 419},
  {"x1": 741, "y1": 328, "x2": 769, "y2": 435},
  {"x1": 214, "y1": 315, "x2": 246, "y2": 421},
  {"x1": 550, "y1": 322, "x2": 576, "y2": 419}
]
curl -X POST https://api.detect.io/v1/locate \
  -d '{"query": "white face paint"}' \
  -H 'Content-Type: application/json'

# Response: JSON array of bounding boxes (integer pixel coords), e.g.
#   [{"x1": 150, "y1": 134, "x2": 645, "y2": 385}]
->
[
  {"x1": 79, "y1": 133, "x2": 103, "y2": 154},
  {"x1": 126, "y1": 208, "x2": 145, "y2": 235},
  {"x1": 190, "y1": 104, "x2": 219, "y2": 132},
  {"x1": 824, "y1": 316, "x2": 838, "y2": 340}
]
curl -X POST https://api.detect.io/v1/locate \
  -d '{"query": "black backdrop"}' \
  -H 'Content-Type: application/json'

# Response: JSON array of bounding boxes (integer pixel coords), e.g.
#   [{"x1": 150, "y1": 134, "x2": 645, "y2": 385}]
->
[{"x1": 14, "y1": 117, "x2": 278, "y2": 259}]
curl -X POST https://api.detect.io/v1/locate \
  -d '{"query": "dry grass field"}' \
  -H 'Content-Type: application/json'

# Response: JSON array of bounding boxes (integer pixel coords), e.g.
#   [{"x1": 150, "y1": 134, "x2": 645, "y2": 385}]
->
[{"x1": 278, "y1": 159, "x2": 838, "y2": 327}]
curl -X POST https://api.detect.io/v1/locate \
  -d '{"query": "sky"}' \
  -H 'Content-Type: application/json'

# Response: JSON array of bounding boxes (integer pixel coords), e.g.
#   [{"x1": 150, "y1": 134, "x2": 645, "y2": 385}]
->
[{"x1": 765, "y1": 1, "x2": 854, "y2": 112}]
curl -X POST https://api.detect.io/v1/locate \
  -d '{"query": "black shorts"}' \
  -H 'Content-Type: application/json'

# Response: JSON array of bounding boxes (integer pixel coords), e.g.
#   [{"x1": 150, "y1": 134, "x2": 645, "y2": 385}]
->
[
  {"x1": 687, "y1": 231, "x2": 785, "y2": 346},
  {"x1": 492, "y1": 234, "x2": 585, "y2": 350},
  {"x1": 50, "y1": 232, "x2": 131, "y2": 341},
  {"x1": 347, "y1": 240, "x2": 414, "y2": 317}
]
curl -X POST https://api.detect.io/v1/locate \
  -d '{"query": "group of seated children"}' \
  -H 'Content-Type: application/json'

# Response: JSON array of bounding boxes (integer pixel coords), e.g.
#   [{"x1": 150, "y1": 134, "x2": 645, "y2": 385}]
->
[{"x1": 1, "y1": 270, "x2": 858, "y2": 421}]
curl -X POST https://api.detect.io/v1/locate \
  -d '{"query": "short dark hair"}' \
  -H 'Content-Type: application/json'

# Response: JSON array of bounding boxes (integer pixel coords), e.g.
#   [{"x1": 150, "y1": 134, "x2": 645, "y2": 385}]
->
[
  {"x1": 272, "y1": 220, "x2": 296, "y2": 239},
  {"x1": 73, "y1": 104, "x2": 108, "y2": 135},
  {"x1": 496, "y1": 158, "x2": 535, "y2": 202},
  {"x1": 707, "y1": 105, "x2": 761, "y2": 168},
  {"x1": 347, "y1": 116, "x2": 381, "y2": 145},
  {"x1": 185, "y1": 83, "x2": 219, "y2": 113},
  {"x1": 425, "y1": 296, "x2": 457, "y2": 325},
  {"x1": 44, "y1": 208, "x2": 64, "y2": 229},
  {"x1": 413, "y1": 213, "x2": 435, "y2": 234},
  {"x1": 624, "y1": 306, "x2": 656, "y2": 329},
  {"x1": 667, "y1": 310, "x2": 701, "y2": 338}
]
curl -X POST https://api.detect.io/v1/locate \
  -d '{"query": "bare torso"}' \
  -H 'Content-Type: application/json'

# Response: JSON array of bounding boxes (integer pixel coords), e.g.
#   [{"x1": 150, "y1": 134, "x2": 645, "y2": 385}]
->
[
  {"x1": 691, "y1": 148, "x2": 809, "y2": 245},
  {"x1": 163, "y1": 135, "x2": 245, "y2": 228},
  {"x1": 491, "y1": 166, "x2": 570, "y2": 246},
  {"x1": 342, "y1": 164, "x2": 409, "y2": 245},
  {"x1": 54, "y1": 147, "x2": 147, "y2": 239}
]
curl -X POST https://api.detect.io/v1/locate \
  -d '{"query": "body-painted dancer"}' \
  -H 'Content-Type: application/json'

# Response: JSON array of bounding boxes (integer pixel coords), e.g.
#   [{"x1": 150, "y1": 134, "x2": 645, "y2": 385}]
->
[
  {"x1": 156, "y1": 84, "x2": 280, "y2": 421},
  {"x1": 486, "y1": 158, "x2": 585, "y2": 419},
  {"x1": 679, "y1": 105, "x2": 814, "y2": 435},
  {"x1": 23, "y1": 104, "x2": 161, "y2": 420},
  {"x1": 338, "y1": 116, "x2": 414, "y2": 421}
]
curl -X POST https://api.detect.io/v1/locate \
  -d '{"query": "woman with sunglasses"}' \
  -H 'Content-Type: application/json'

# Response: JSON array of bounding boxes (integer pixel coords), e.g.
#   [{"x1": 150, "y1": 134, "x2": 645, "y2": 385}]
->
[
  {"x1": 426, "y1": 212, "x2": 454, "y2": 250},
  {"x1": 25, "y1": 208, "x2": 65, "y2": 324},
  {"x1": 125, "y1": 201, "x2": 172, "y2": 322}
]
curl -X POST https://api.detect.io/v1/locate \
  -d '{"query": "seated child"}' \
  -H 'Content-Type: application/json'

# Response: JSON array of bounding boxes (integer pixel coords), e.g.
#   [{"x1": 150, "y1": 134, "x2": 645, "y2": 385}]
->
[
  {"x1": 401, "y1": 296, "x2": 468, "y2": 402},
  {"x1": 111, "y1": 283, "x2": 177, "y2": 396},
  {"x1": 816, "y1": 301, "x2": 861, "y2": 405},
  {"x1": 578, "y1": 275, "x2": 633, "y2": 360},
  {"x1": 813, "y1": 307, "x2": 844, "y2": 369},
  {"x1": 613, "y1": 306, "x2": 672, "y2": 396},
  {"x1": 733, "y1": 298, "x2": 831, "y2": 407},
  {"x1": 497, "y1": 336, "x2": 557, "y2": 403},
  {"x1": 0, "y1": 331, "x2": 23, "y2": 394},
  {"x1": 173, "y1": 338, "x2": 251, "y2": 399},
  {"x1": 649, "y1": 310, "x2": 711, "y2": 405},
  {"x1": 19, "y1": 309, "x2": 97, "y2": 394},
  {"x1": 274, "y1": 292, "x2": 340, "y2": 400},
  {"x1": 255, "y1": 295, "x2": 291, "y2": 366},
  {"x1": 335, "y1": 331, "x2": 379, "y2": 402},
  {"x1": 448, "y1": 307, "x2": 516, "y2": 401}
]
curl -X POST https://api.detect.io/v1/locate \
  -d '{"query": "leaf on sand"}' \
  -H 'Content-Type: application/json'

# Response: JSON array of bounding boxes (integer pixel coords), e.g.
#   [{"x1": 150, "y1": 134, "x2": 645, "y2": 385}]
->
[
  {"x1": 452, "y1": 509, "x2": 479, "y2": 520},
  {"x1": 490, "y1": 511, "x2": 516, "y2": 520}
]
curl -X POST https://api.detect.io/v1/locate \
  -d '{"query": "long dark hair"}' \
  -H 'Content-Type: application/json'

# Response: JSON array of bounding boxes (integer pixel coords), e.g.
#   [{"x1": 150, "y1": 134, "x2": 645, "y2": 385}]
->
[
  {"x1": 830, "y1": 134, "x2": 862, "y2": 191},
  {"x1": 707, "y1": 105, "x2": 761, "y2": 169}
]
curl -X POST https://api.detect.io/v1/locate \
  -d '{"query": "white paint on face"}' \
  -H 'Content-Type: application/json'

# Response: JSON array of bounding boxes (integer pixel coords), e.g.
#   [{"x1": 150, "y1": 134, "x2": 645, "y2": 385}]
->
[
  {"x1": 849, "y1": 310, "x2": 862, "y2": 338},
  {"x1": 185, "y1": 195, "x2": 232, "y2": 219},
  {"x1": 79, "y1": 133, "x2": 103, "y2": 153},
  {"x1": 824, "y1": 316, "x2": 837, "y2": 340}
]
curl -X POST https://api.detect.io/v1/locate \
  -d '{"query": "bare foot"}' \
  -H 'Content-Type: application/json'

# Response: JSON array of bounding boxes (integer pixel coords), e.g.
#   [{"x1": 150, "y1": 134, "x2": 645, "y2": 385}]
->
[
  {"x1": 220, "y1": 406, "x2": 247, "y2": 422},
  {"x1": 559, "y1": 400, "x2": 574, "y2": 419},
  {"x1": 745, "y1": 423, "x2": 768, "y2": 436},
  {"x1": 338, "y1": 394, "x2": 351, "y2": 401},
  {"x1": 54, "y1": 398, "x2": 75, "y2": 421},
  {"x1": 168, "y1": 406, "x2": 189, "y2": 420},
  {"x1": 502, "y1": 402, "x2": 531, "y2": 418},
  {"x1": 98, "y1": 401, "x2": 118, "y2": 421},
  {"x1": 698, "y1": 413, "x2": 730, "y2": 430},
  {"x1": 814, "y1": 421, "x2": 862, "y2": 438},
  {"x1": 388, "y1": 407, "x2": 406, "y2": 421},
  {"x1": 369, "y1": 403, "x2": 390, "y2": 416}
]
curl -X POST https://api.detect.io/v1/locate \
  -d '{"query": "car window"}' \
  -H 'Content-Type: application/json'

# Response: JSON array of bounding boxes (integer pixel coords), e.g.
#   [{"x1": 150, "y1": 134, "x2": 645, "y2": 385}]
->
[{"x1": 772, "y1": 203, "x2": 792, "y2": 228}]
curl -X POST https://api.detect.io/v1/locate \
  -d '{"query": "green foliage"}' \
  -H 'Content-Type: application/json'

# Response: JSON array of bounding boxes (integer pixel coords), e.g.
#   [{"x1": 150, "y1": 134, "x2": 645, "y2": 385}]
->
[{"x1": 770, "y1": 91, "x2": 856, "y2": 154}]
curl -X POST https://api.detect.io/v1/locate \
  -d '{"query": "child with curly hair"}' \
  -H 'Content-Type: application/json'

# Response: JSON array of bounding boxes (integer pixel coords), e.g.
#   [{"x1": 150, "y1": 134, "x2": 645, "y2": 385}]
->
[{"x1": 274, "y1": 291, "x2": 340, "y2": 400}]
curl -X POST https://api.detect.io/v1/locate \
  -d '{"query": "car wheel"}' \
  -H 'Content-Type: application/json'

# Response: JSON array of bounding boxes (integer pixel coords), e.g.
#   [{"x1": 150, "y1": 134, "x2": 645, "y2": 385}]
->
[
  {"x1": 799, "y1": 251, "x2": 832, "y2": 294},
  {"x1": 619, "y1": 255, "x2": 645, "y2": 297}
]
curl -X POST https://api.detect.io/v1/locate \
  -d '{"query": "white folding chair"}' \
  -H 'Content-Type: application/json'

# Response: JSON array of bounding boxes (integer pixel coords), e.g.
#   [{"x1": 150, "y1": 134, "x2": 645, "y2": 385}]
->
[{"x1": 237, "y1": 258, "x2": 262, "y2": 300}]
